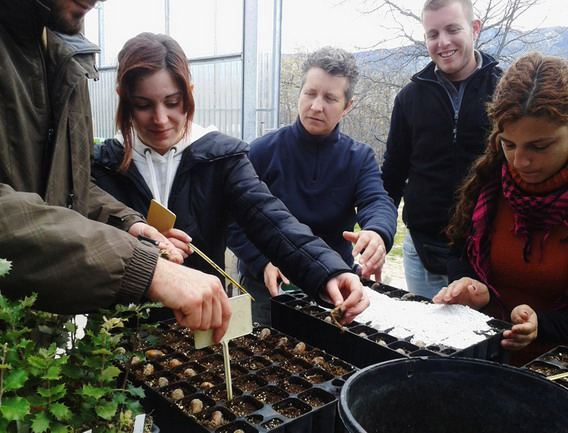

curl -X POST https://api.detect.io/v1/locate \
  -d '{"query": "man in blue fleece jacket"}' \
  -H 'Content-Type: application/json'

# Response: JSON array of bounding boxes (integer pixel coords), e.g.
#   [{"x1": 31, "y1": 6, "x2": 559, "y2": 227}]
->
[{"x1": 228, "y1": 47, "x2": 397, "y2": 324}]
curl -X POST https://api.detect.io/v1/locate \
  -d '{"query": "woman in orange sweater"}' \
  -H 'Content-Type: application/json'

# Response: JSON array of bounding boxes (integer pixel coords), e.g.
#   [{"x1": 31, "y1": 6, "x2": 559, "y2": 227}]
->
[{"x1": 433, "y1": 52, "x2": 568, "y2": 365}]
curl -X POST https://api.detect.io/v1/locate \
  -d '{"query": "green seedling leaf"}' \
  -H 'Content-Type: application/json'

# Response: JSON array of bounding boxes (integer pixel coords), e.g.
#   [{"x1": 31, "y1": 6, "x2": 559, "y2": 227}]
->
[
  {"x1": 125, "y1": 385, "x2": 145, "y2": 399},
  {"x1": 3, "y1": 368, "x2": 28, "y2": 391},
  {"x1": 112, "y1": 392, "x2": 127, "y2": 405},
  {"x1": 37, "y1": 383, "x2": 65, "y2": 398},
  {"x1": 31, "y1": 409, "x2": 50, "y2": 433},
  {"x1": 100, "y1": 365, "x2": 121, "y2": 382},
  {"x1": 49, "y1": 403, "x2": 71, "y2": 421},
  {"x1": 80, "y1": 384, "x2": 109, "y2": 399},
  {"x1": 91, "y1": 348, "x2": 113, "y2": 356},
  {"x1": 0, "y1": 258, "x2": 11, "y2": 276},
  {"x1": 0, "y1": 418, "x2": 10, "y2": 432},
  {"x1": 42, "y1": 366, "x2": 62, "y2": 381},
  {"x1": 50, "y1": 423, "x2": 70, "y2": 433},
  {"x1": 0, "y1": 396, "x2": 30, "y2": 421},
  {"x1": 95, "y1": 399, "x2": 118, "y2": 420}
]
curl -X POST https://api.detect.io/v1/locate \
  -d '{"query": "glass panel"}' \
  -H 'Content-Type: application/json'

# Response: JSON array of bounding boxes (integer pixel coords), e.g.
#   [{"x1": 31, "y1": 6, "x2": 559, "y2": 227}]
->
[
  {"x1": 170, "y1": 0, "x2": 243, "y2": 58},
  {"x1": 100, "y1": 0, "x2": 166, "y2": 66}
]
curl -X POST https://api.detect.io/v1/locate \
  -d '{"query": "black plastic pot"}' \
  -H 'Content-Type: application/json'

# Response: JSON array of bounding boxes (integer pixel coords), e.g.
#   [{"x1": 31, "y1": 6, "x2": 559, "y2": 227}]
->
[{"x1": 339, "y1": 357, "x2": 568, "y2": 433}]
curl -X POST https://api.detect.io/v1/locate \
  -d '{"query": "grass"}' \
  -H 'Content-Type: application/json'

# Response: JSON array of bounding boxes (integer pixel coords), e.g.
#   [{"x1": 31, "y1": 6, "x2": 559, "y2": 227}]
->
[
  {"x1": 354, "y1": 201, "x2": 406, "y2": 258},
  {"x1": 390, "y1": 207, "x2": 406, "y2": 258}
]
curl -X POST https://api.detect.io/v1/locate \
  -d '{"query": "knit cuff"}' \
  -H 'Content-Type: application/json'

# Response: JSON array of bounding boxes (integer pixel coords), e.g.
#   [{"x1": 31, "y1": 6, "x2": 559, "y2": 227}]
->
[{"x1": 116, "y1": 245, "x2": 159, "y2": 304}]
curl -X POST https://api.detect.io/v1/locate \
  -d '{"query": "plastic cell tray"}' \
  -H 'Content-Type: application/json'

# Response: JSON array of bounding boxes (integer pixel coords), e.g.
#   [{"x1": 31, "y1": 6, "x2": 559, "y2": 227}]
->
[
  {"x1": 523, "y1": 346, "x2": 568, "y2": 389},
  {"x1": 130, "y1": 323, "x2": 357, "y2": 433},
  {"x1": 270, "y1": 282, "x2": 512, "y2": 369}
]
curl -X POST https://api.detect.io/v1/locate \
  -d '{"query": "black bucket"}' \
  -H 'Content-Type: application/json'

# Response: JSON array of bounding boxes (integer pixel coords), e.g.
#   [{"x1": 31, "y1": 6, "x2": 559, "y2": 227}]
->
[{"x1": 339, "y1": 357, "x2": 568, "y2": 433}]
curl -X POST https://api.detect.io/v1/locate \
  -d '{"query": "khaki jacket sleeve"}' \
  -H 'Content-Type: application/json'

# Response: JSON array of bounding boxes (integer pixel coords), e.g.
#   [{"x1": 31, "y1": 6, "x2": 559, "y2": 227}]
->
[
  {"x1": 87, "y1": 178, "x2": 146, "y2": 231},
  {"x1": 0, "y1": 184, "x2": 159, "y2": 314}
]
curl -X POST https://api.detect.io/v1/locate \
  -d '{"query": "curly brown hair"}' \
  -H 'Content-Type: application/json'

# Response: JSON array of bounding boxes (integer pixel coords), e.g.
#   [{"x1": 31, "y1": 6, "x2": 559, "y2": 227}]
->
[{"x1": 446, "y1": 52, "x2": 568, "y2": 243}]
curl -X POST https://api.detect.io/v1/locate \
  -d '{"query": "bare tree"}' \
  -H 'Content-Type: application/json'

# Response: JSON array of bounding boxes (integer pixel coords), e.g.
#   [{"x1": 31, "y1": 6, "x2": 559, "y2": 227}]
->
[
  {"x1": 278, "y1": 54, "x2": 305, "y2": 127},
  {"x1": 352, "y1": 0, "x2": 566, "y2": 64},
  {"x1": 279, "y1": 0, "x2": 566, "y2": 156}
]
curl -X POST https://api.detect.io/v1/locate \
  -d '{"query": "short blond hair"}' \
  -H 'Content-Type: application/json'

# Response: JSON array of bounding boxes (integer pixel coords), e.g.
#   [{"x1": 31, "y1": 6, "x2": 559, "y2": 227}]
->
[{"x1": 422, "y1": 0, "x2": 474, "y2": 23}]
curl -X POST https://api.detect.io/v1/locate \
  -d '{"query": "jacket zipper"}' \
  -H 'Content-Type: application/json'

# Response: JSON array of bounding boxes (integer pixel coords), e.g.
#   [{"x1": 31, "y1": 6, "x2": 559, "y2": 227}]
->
[
  {"x1": 37, "y1": 38, "x2": 54, "y2": 198},
  {"x1": 415, "y1": 76, "x2": 472, "y2": 187},
  {"x1": 312, "y1": 145, "x2": 320, "y2": 182},
  {"x1": 51, "y1": 40, "x2": 99, "y2": 209}
]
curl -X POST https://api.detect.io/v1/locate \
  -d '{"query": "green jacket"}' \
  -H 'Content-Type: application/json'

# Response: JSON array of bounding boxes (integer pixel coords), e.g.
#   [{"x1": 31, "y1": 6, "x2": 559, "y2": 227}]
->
[{"x1": 0, "y1": 0, "x2": 158, "y2": 313}]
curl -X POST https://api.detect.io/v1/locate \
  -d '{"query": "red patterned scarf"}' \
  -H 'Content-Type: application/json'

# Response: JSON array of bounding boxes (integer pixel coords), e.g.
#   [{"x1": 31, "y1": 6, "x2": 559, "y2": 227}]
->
[{"x1": 466, "y1": 163, "x2": 568, "y2": 299}]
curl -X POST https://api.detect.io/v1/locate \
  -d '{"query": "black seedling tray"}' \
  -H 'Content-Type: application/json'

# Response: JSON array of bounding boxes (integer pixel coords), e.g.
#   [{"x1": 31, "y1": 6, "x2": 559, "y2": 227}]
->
[
  {"x1": 270, "y1": 282, "x2": 511, "y2": 369},
  {"x1": 523, "y1": 346, "x2": 568, "y2": 389},
  {"x1": 130, "y1": 323, "x2": 357, "y2": 433}
]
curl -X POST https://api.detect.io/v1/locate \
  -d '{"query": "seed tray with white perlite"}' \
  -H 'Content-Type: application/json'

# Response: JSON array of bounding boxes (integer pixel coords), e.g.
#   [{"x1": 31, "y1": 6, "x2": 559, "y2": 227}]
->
[{"x1": 270, "y1": 280, "x2": 512, "y2": 368}]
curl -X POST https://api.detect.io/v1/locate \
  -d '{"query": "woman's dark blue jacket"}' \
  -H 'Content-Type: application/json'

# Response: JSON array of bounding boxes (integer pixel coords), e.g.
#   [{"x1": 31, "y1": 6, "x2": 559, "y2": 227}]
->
[{"x1": 93, "y1": 131, "x2": 352, "y2": 302}]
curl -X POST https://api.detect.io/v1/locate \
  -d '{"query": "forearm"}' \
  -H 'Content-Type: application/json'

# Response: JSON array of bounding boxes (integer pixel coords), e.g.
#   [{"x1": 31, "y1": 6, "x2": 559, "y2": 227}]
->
[
  {"x1": 356, "y1": 150, "x2": 398, "y2": 252},
  {"x1": 0, "y1": 184, "x2": 158, "y2": 313},
  {"x1": 227, "y1": 158, "x2": 352, "y2": 301},
  {"x1": 87, "y1": 181, "x2": 146, "y2": 230}
]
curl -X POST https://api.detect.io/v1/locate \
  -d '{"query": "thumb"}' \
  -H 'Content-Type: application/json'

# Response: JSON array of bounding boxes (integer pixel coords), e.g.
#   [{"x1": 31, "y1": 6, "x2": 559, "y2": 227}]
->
[
  {"x1": 342, "y1": 231, "x2": 358, "y2": 243},
  {"x1": 280, "y1": 272, "x2": 290, "y2": 285},
  {"x1": 511, "y1": 309, "x2": 528, "y2": 324}
]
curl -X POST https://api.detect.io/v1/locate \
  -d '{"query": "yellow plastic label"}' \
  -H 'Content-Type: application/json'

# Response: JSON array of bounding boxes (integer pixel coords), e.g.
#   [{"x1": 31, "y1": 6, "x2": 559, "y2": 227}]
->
[{"x1": 146, "y1": 199, "x2": 176, "y2": 232}]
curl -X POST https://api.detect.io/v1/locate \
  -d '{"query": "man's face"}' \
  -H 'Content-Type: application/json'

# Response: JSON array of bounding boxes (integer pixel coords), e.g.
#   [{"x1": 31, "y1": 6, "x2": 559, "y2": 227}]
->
[
  {"x1": 422, "y1": 2, "x2": 480, "y2": 81},
  {"x1": 42, "y1": 0, "x2": 103, "y2": 35},
  {"x1": 298, "y1": 67, "x2": 353, "y2": 136}
]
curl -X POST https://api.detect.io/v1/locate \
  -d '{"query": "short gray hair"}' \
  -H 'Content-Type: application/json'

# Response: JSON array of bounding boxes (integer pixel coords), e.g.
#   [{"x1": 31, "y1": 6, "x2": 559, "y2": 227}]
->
[{"x1": 300, "y1": 47, "x2": 359, "y2": 105}]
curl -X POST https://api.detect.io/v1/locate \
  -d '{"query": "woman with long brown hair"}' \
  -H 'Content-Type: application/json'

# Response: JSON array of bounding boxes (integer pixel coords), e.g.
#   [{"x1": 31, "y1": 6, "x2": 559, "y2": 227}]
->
[
  {"x1": 433, "y1": 52, "x2": 568, "y2": 365},
  {"x1": 92, "y1": 32, "x2": 369, "y2": 324}
]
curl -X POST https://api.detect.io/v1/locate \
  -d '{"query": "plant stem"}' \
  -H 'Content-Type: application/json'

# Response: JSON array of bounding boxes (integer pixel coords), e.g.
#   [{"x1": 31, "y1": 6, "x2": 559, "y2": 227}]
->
[{"x1": 0, "y1": 342, "x2": 7, "y2": 406}]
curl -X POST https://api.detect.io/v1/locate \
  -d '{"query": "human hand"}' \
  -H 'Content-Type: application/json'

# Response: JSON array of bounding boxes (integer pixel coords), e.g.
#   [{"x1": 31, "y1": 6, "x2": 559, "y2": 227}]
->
[
  {"x1": 162, "y1": 228, "x2": 192, "y2": 259},
  {"x1": 501, "y1": 304, "x2": 538, "y2": 351},
  {"x1": 432, "y1": 277, "x2": 490, "y2": 309},
  {"x1": 128, "y1": 222, "x2": 184, "y2": 264},
  {"x1": 343, "y1": 230, "x2": 386, "y2": 281},
  {"x1": 322, "y1": 272, "x2": 369, "y2": 325},
  {"x1": 147, "y1": 259, "x2": 232, "y2": 343},
  {"x1": 263, "y1": 262, "x2": 290, "y2": 297}
]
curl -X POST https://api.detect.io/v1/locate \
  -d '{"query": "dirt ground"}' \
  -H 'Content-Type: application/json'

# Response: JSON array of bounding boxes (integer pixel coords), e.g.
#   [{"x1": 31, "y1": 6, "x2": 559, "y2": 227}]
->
[{"x1": 381, "y1": 254, "x2": 406, "y2": 291}]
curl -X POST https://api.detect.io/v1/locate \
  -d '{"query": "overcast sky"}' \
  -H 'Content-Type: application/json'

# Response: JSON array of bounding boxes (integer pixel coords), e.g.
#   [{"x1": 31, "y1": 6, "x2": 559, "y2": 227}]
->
[
  {"x1": 281, "y1": 0, "x2": 568, "y2": 53},
  {"x1": 86, "y1": 0, "x2": 568, "y2": 62}
]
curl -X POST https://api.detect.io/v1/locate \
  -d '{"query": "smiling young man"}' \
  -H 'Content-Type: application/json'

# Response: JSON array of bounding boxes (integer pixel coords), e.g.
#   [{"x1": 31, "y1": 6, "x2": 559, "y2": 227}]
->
[
  {"x1": 228, "y1": 47, "x2": 397, "y2": 324},
  {"x1": 380, "y1": 0, "x2": 502, "y2": 299}
]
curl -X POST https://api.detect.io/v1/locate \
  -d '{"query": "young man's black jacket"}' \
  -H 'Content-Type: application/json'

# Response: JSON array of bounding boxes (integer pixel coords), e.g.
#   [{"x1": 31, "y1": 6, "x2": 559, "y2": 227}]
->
[{"x1": 381, "y1": 52, "x2": 502, "y2": 259}]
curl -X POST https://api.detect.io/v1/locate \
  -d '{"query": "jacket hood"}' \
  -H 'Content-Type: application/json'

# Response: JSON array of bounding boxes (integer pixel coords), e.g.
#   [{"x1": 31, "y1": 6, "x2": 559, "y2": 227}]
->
[
  {"x1": 95, "y1": 129, "x2": 249, "y2": 170},
  {"x1": 412, "y1": 50, "x2": 499, "y2": 83}
]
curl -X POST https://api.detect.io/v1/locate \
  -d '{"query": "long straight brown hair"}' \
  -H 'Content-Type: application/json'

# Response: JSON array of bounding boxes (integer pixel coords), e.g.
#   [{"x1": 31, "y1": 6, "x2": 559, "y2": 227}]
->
[
  {"x1": 447, "y1": 52, "x2": 568, "y2": 243},
  {"x1": 115, "y1": 32, "x2": 195, "y2": 172}
]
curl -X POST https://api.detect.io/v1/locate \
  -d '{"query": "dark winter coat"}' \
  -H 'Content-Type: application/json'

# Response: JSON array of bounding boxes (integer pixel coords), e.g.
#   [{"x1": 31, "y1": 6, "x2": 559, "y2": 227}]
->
[
  {"x1": 381, "y1": 52, "x2": 502, "y2": 241},
  {"x1": 228, "y1": 118, "x2": 397, "y2": 281},
  {"x1": 0, "y1": 0, "x2": 158, "y2": 313},
  {"x1": 93, "y1": 131, "x2": 352, "y2": 302}
]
